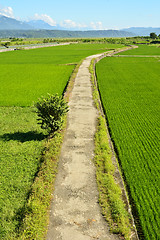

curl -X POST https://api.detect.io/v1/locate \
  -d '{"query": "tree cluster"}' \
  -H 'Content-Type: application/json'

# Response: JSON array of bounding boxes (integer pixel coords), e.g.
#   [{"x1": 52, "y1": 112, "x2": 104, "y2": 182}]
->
[{"x1": 150, "y1": 32, "x2": 160, "y2": 39}]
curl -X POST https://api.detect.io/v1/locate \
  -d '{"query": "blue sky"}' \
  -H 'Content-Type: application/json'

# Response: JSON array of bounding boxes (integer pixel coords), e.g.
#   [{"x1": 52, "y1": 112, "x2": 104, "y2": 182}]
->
[{"x1": 0, "y1": 0, "x2": 159, "y2": 30}]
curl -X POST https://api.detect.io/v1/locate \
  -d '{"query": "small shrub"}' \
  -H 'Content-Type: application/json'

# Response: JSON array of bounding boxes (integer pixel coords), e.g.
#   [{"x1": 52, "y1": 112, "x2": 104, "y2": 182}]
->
[{"x1": 35, "y1": 94, "x2": 69, "y2": 134}]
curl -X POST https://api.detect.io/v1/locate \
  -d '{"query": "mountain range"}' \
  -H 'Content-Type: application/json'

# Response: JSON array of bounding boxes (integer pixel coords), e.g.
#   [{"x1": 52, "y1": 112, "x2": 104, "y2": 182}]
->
[
  {"x1": 0, "y1": 15, "x2": 159, "y2": 38},
  {"x1": 0, "y1": 15, "x2": 33, "y2": 30},
  {"x1": 122, "y1": 27, "x2": 160, "y2": 36},
  {"x1": 0, "y1": 15, "x2": 69, "y2": 31}
]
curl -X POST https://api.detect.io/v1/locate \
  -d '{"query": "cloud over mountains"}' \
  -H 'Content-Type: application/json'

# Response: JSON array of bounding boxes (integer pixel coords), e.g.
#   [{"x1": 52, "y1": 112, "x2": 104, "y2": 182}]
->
[
  {"x1": 33, "y1": 13, "x2": 56, "y2": 26},
  {"x1": 0, "y1": 6, "x2": 14, "y2": 18},
  {"x1": 0, "y1": 5, "x2": 110, "y2": 31}
]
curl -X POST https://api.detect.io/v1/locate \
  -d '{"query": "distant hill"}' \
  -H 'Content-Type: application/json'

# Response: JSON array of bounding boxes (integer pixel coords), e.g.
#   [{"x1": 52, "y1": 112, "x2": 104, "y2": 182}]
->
[
  {"x1": 26, "y1": 20, "x2": 54, "y2": 30},
  {"x1": 122, "y1": 27, "x2": 160, "y2": 36},
  {"x1": 0, "y1": 29, "x2": 135, "y2": 38},
  {"x1": 0, "y1": 15, "x2": 34, "y2": 30}
]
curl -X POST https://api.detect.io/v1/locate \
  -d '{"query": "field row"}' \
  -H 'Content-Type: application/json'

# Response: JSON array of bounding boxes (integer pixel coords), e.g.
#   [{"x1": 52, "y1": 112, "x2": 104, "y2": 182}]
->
[
  {"x1": 0, "y1": 64, "x2": 74, "y2": 106},
  {"x1": 118, "y1": 45, "x2": 160, "y2": 55},
  {"x1": 96, "y1": 51, "x2": 160, "y2": 240}
]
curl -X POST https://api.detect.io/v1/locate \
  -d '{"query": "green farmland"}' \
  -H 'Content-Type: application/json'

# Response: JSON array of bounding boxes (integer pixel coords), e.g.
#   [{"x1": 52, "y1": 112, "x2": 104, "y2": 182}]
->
[
  {"x1": 118, "y1": 44, "x2": 160, "y2": 55},
  {"x1": 96, "y1": 47, "x2": 160, "y2": 240},
  {"x1": 0, "y1": 43, "x2": 122, "y2": 106},
  {"x1": 0, "y1": 43, "x2": 124, "y2": 239},
  {"x1": 0, "y1": 64, "x2": 74, "y2": 106}
]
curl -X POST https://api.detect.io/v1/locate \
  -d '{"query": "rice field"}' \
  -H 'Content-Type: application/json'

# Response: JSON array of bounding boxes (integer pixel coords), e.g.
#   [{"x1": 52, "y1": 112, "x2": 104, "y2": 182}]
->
[
  {"x1": 0, "y1": 43, "x2": 123, "y2": 107},
  {"x1": 0, "y1": 64, "x2": 74, "y2": 106},
  {"x1": 118, "y1": 44, "x2": 160, "y2": 55},
  {"x1": 0, "y1": 43, "x2": 123, "y2": 65},
  {"x1": 0, "y1": 42, "x2": 124, "y2": 239},
  {"x1": 96, "y1": 49, "x2": 160, "y2": 240}
]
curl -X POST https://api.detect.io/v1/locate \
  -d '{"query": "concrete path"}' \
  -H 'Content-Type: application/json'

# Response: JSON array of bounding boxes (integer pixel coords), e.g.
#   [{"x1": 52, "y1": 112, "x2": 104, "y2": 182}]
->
[{"x1": 47, "y1": 53, "x2": 120, "y2": 240}]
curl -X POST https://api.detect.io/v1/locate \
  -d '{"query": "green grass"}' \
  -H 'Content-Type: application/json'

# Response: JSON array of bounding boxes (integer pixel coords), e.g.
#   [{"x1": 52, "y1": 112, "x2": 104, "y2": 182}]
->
[
  {"x1": 94, "y1": 116, "x2": 132, "y2": 239},
  {"x1": 118, "y1": 44, "x2": 160, "y2": 55},
  {"x1": 0, "y1": 106, "x2": 65, "y2": 240},
  {"x1": 0, "y1": 64, "x2": 74, "y2": 106},
  {"x1": 0, "y1": 107, "x2": 45, "y2": 239},
  {"x1": 18, "y1": 125, "x2": 65, "y2": 240},
  {"x1": 96, "y1": 56, "x2": 160, "y2": 240}
]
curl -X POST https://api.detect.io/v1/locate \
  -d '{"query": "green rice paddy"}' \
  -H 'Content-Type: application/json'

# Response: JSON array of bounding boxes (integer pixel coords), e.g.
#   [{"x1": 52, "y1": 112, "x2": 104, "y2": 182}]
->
[
  {"x1": 96, "y1": 51, "x2": 160, "y2": 240},
  {"x1": 118, "y1": 44, "x2": 160, "y2": 55},
  {"x1": 0, "y1": 43, "x2": 122, "y2": 65},
  {"x1": 0, "y1": 43, "x2": 123, "y2": 106},
  {"x1": 0, "y1": 64, "x2": 74, "y2": 106}
]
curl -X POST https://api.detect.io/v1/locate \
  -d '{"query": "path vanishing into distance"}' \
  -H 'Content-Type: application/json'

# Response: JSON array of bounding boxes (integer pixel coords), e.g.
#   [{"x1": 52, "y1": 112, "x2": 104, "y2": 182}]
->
[
  {"x1": 47, "y1": 52, "x2": 121, "y2": 240},
  {"x1": 47, "y1": 46, "x2": 139, "y2": 240}
]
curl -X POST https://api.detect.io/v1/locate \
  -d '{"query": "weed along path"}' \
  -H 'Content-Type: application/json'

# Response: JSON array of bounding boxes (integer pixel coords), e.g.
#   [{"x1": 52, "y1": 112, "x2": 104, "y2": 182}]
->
[{"x1": 47, "y1": 52, "x2": 121, "y2": 240}]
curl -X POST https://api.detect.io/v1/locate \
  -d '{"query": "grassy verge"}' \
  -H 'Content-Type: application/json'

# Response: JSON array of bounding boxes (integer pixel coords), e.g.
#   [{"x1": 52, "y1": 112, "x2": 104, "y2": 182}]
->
[
  {"x1": 94, "y1": 116, "x2": 131, "y2": 239},
  {"x1": 17, "y1": 128, "x2": 65, "y2": 240},
  {"x1": 89, "y1": 57, "x2": 136, "y2": 239}
]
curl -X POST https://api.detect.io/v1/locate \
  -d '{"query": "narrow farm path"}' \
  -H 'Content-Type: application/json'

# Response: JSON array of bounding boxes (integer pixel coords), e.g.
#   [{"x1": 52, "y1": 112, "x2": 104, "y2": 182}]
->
[{"x1": 47, "y1": 52, "x2": 120, "y2": 240}]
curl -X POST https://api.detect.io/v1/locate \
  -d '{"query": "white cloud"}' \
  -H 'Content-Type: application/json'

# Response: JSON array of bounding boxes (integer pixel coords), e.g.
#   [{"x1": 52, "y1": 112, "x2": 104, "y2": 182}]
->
[
  {"x1": 0, "y1": 6, "x2": 14, "y2": 18},
  {"x1": 90, "y1": 21, "x2": 104, "y2": 30},
  {"x1": 60, "y1": 19, "x2": 87, "y2": 29},
  {"x1": 59, "y1": 20, "x2": 108, "y2": 30},
  {"x1": 33, "y1": 13, "x2": 56, "y2": 26}
]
